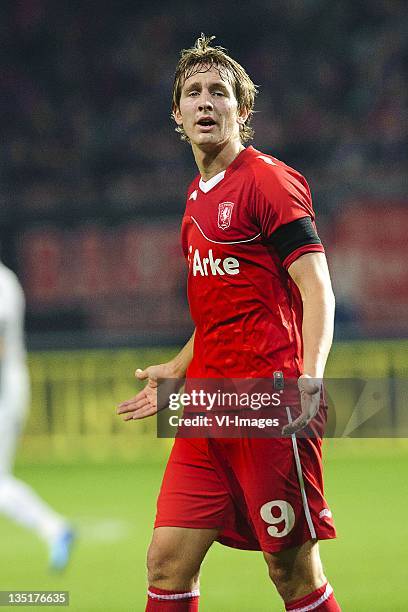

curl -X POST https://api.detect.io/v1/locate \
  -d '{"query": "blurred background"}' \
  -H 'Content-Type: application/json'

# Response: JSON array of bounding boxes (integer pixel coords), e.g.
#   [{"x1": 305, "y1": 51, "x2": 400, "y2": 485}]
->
[
  {"x1": 1, "y1": 0, "x2": 407, "y2": 344},
  {"x1": 0, "y1": 1, "x2": 407, "y2": 610}
]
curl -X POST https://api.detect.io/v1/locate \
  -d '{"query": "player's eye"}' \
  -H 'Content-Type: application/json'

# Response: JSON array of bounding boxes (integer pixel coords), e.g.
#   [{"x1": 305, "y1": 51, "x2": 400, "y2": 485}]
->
[
  {"x1": 188, "y1": 91, "x2": 199, "y2": 97},
  {"x1": 213, "y1": 91, "x2": 224, "y2": 96}
]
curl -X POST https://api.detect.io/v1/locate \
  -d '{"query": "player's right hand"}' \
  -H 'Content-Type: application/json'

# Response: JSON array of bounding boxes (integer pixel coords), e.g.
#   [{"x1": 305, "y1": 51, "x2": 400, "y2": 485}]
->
[{"x1": 116, "y1": 363, "x2": 182, "y2": 421}]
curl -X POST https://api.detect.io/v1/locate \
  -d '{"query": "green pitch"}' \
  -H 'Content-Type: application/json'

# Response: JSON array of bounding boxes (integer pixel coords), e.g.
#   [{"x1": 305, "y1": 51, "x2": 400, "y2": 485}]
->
[{"x1": 0, "y1": 440, "x2": 407, "y2": 611}]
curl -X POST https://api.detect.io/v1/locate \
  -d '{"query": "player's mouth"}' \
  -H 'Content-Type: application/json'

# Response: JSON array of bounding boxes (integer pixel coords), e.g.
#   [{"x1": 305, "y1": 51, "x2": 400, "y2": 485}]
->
[{"x1": 196, "y1": 117, "x2": 217, "y2": 131}]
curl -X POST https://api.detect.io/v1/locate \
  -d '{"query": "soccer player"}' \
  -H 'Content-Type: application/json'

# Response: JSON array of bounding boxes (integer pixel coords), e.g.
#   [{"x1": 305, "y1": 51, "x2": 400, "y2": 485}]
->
[
  {"x1": 0, "y1": 259, "x2": 74, "y2": 571},
  {"x1": 118, "y1": 35, "x2": 340, "y2": 611}
]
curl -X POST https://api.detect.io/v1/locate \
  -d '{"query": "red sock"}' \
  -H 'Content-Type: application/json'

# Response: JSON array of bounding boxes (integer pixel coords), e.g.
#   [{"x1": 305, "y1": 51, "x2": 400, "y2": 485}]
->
[
  {"x1": 285, "y1": 582, "x2": 341, "y2": 611},
  {"x1": 146, "y1": 586, "x2": 199, "y2": 611}
]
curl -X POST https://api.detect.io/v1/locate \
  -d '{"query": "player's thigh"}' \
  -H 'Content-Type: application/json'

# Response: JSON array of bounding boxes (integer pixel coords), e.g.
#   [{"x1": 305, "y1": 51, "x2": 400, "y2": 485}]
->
[
  {"x1": 218, "y1": 437, "x2": 336, "y2": 551},
  {"x1": 0, "y1": 409, "x2": 24, "y2": 475},
  {"x1": 147, "y1": 526, "x2": 219, "y2": 576},
  {"x1": 263, "y1": 539, "x2": 324, "y2": 586},
  {"x1": 155, "y1": 438, "x2": 234, "y2": 531}
]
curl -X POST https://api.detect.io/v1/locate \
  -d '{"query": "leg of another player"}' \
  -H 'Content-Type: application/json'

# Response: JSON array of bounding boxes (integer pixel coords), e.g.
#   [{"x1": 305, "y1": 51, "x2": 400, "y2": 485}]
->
[
  {"x1": 146, "y1": 526, "x2": 219, "y2": 610},
  {"x1": 263, "y1": 539, "x2": 341, "y2": 610},
  {"x1": 0, "y1": 413, "x2": 74, "y2": 571}
]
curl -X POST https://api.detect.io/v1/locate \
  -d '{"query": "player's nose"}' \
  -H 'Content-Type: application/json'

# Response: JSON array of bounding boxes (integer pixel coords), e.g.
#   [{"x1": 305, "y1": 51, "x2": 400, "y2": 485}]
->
[{"x1": 197, "y1": 96, "x2": 213, "y2": 111}]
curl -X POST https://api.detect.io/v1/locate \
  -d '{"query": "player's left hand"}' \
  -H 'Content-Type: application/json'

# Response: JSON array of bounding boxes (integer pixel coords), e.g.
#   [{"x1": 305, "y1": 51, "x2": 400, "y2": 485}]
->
[{"x1": 281, "y1": 374, "x2": 322, "y2": 436}]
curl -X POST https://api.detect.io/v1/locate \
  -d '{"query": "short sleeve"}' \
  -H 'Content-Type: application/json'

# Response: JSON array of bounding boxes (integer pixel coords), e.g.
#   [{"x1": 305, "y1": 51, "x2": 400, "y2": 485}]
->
[
  {"x1": 252, "y1": 165, "x2": 324, "y2": 269},
  {"x1": 253, "y1": 166, "x2": 315, "y2": 238}
]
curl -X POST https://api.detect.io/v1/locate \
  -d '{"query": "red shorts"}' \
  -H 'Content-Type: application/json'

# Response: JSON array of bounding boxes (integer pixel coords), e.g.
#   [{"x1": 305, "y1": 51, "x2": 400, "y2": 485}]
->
[{"x1": 154, "y1": 436, "x2": 336, "y2": 553}]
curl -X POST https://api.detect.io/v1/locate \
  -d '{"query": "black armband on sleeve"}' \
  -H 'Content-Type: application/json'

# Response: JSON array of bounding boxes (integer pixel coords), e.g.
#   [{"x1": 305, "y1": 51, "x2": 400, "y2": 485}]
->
[{"x1": 268, "y1": 217, "x2": 321, "y2": 262}]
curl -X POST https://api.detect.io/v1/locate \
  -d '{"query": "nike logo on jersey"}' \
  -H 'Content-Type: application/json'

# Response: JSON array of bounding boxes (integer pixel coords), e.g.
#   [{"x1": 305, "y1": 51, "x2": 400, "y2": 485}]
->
[
  {"x1": 189, "y1": 190, "x2": 198, "y2": 200},
  {"x1": 188, "y1": 246, "x2": 239, "y2": 277}
]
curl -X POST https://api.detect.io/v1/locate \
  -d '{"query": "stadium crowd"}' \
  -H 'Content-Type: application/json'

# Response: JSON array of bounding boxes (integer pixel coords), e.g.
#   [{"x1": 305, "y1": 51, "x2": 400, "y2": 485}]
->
[
  {"x1": 1, "y1": 0, "x2": 406, "y2": 223},
  {"x1": 0, "y1": 0, "x2": 406, "y2": 340}
]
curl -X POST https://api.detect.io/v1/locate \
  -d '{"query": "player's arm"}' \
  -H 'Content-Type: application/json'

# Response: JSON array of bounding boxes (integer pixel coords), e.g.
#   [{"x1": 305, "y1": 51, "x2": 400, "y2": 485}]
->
[
  {"x1": 117, "y1": 331, "x2": 195, "y2": 421},
  {"x1": 289, "y1": 252, "x2": 335, "y2": 378},
  {"x1": 282, "y1": 252, "x2": 335, "y2": 434},
  {"x1": 165, "y1": 329, "x2": 196, "y2": 378}
]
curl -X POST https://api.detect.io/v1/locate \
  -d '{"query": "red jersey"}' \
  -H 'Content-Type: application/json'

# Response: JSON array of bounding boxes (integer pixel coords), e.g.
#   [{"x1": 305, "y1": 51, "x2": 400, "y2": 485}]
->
[
  {"x1": 155, "y1": 149, "x2": 336, "y2": 555},
  {"x1": 181, "y1": 146, "x2": 324, "y2": 378}
]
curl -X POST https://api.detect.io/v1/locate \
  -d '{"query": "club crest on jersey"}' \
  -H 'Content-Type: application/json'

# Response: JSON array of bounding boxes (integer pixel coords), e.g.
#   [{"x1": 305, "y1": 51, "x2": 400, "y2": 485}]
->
[{"x1": 218, "y1": 201, "x2": 234, "y2": 230}]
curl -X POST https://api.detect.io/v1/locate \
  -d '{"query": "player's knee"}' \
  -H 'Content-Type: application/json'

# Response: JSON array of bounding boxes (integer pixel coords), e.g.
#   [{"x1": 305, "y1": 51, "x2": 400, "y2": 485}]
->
[
  {"x1": 146, "y1": 544, "x2": 168, "y2": 583},
  {"x1": 264, "y1": 546, "x2": 325, "y2": 601},
  {"x1": 146, "y1": 542, "x2": 199, "y2": 588},
  {"x1": 270, "y1": 564, "x2": 316, "y2": 601},
  {"x1": 265, "y1": 561, "x2": 295, "y2": 598}
]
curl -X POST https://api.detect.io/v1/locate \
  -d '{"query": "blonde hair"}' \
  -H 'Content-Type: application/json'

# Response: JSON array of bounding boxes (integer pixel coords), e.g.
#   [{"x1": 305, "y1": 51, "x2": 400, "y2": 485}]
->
[{"x1": 172, "y1": 34, "x2": 258, "y2": 143}]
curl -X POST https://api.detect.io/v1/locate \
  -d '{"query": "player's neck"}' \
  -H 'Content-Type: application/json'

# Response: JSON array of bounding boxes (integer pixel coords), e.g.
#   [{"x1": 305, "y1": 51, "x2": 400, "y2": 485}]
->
[{"x1": 192, "y1": 139, "x2": 245, "y2": 182}]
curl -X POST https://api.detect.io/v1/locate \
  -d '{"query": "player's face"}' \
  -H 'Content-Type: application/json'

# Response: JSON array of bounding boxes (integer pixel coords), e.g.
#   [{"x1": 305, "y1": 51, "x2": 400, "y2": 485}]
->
[{"x1": 174, "y1": 65, "x2": 248, "y2": 150}]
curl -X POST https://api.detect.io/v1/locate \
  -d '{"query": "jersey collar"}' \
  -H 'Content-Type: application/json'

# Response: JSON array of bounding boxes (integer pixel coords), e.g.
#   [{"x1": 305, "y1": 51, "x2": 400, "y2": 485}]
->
[
  {"x1": 199, "y1": 170, "x2": 226, "y2": 193},
  {"x1": 197, "y1": 147, "x2": 254, "y2": 194}
]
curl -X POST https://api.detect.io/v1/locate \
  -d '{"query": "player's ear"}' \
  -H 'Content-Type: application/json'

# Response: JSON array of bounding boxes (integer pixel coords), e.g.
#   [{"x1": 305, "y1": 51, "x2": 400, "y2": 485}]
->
[
  {"x1": 173, "y1": 106, "x2": 183, "y2": 126},
  {"x1": 237, "y1": 106, "x2": 249, "y2": 126}
]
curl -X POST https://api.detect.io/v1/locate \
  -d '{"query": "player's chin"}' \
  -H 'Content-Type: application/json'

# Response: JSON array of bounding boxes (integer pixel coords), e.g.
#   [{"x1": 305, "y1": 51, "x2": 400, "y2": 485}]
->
[
  {"x1": 194, "y1": 133, "x2": 224, "y2": 150},
  {"x1": 194, "y1": 131, "x2": 217, "y2": 143}
]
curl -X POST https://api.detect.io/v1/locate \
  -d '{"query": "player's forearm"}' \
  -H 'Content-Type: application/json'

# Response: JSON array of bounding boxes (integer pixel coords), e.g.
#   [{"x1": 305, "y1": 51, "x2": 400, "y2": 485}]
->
[
  {"x1": 167, "y1": 330, "x2": 195, "y2": 378},
  {"x1": 288, "y1": 253, "x2": 335, "y2": 379},
  {"x1": 301, "y1": 288, "x2": 335, "y2": 378}
]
